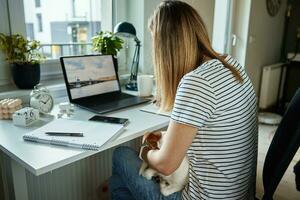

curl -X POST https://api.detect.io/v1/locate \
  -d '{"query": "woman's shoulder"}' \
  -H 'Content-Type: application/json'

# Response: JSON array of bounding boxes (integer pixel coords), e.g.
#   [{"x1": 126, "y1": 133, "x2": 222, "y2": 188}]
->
[
  {"x1": 185, "y1": 58, "x2": 223, "y2": 82},
  {"x1": 181, "y1": 58, "x2": 222, "y2": 87},
  {"x1": 192, "y1": 55, "x2": 243, "y2": 78},
  {"x1": 224, "y1": 54, "x2": 243, "y2": 67},
  {"x1": 180, "y1": 70, "x2": 213, "y2": 90}
]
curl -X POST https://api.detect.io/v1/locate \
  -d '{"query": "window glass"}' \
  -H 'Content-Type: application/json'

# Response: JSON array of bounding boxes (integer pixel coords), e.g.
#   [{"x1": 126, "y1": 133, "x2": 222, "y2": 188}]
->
[
  {"x1": 36, "y1": 13, "x2": 43, "y2": 32},
  {"x1": 35, "y1": 0, "x2": 41, "y2": 7},
  {"x1": 23, "y1": 0, "x2": 103, "y2": 59}
]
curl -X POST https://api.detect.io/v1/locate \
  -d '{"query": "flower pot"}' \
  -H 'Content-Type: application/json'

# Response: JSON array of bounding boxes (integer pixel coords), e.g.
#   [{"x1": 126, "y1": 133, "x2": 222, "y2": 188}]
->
[
  {"x1": 11, "y1": 63, "x2": 40, "y2": 89},
  {"x1": 113, "y1": 57, "x2": 118, "y2": 73}
]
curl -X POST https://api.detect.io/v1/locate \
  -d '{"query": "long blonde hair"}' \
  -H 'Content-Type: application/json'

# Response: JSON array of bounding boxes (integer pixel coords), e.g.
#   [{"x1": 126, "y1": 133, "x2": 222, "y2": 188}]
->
[{"x1": 149, "y1": 0, "x2": 243, "y2": 112}]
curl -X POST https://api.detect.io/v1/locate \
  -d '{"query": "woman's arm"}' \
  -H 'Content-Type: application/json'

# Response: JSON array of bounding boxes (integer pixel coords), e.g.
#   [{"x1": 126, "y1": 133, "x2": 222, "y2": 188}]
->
[{"x1": 142, "y1": 120, "x2": 198, "y2": 176}]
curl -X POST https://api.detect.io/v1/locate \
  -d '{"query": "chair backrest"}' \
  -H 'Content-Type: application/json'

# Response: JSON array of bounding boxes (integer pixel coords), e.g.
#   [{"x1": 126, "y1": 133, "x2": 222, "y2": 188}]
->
[{"x1": 262, "y1": 88, "x2": 300, "y2": 200}]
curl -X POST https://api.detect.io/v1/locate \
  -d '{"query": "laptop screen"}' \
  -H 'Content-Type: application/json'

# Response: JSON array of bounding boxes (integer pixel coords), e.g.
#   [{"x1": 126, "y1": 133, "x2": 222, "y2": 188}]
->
[{"x1": 61, "y1": 55, "x2": 120, "y2": 100}]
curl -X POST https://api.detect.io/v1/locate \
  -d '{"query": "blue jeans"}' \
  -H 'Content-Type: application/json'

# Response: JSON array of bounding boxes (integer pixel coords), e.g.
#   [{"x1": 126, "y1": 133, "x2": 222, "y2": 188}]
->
[{"x1": 109, "y1": 146, "x2": 182, "y2": 200}]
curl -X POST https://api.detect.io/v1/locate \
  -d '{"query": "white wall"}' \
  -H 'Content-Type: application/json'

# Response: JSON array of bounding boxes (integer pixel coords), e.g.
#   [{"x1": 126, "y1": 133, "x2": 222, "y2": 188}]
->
[
  {"x1": 245, "y1": 0, "x2": 287, "y2": 94},
  {"x1": 126, "y1": 0, "x2": 146, "y2": 74},
  {"x1": 115, "y1": 0, "x2": 162, "y2": 75},
  {"x1": 148, "y1": 0, "x2": 215, "y2": 74},
  {"x1": 122, "y1": 0, "x2": 215, "y2": 75},
  {"x1": 183, "y1": 0, "x2": 215, "y2": 40}
]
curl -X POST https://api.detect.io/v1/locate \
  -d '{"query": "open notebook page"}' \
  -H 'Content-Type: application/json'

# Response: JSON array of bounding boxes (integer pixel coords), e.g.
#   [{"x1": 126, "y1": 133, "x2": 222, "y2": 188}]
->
[{"x1": 23, "y1": 119, "x2": 124, "y2": 150}]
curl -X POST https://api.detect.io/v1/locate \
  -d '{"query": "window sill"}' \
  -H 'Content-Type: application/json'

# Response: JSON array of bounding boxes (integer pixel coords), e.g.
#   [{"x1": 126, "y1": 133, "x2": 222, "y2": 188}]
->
[
  {"x1": 0, "y1": 74, "x2": 131, "y2": 104},
  {"x1": 0, "y1": 78, "x2": 67, "y2": 104}
]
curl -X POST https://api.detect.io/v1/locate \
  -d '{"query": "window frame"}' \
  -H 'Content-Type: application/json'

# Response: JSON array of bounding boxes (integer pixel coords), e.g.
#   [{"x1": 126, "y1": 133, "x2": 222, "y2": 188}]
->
[{"x1": 0, "y1": 0, "x2": 10, "y2": 87}]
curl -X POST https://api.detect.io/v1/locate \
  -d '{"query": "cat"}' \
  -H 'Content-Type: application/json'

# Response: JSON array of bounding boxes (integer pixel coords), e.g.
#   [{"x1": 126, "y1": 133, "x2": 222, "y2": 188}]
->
[{"x1": 139, "y1": 132, "x2": 189, "y2": 196}]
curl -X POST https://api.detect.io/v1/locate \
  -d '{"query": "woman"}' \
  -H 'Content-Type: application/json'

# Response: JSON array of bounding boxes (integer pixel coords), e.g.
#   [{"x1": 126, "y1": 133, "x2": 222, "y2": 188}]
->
[{"x1": 109, "y1": 1, "x2": 258, "y2": 199}]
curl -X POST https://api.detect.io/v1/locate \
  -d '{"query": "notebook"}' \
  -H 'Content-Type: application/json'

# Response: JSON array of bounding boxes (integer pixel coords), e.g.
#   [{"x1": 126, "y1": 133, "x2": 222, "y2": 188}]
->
[
  {"x1": 140, "y1": 103, "x2": 171, "y2": 117},
  {"x1": 23, "y1": 119, "x2": 125, "y2": 150}
]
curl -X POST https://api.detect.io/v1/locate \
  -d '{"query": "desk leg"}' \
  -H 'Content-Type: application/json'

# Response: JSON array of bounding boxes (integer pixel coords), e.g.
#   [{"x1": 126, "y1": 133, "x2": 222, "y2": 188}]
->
[{"x1": 11, "y1": 159, "x2": 29, "y2": 200}]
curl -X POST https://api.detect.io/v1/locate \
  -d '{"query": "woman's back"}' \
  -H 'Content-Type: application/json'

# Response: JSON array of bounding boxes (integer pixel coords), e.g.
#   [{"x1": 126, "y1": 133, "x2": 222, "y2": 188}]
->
[{"x1": 171, "y1": 55, "x2": 258, "y2": 200}]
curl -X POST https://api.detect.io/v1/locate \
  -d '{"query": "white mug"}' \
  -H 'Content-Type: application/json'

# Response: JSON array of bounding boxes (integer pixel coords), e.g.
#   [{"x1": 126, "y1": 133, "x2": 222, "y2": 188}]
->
[{"x1": 137, "y1": 75, "x2": 154, "y2": 97}]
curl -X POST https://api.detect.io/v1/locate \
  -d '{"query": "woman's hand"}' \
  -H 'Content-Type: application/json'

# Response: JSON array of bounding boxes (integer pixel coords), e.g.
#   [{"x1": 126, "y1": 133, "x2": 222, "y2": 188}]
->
[
  {"x1": 142, "y1": 131, "x2": 162, "y2": 149},
  {"x1": 139, "y1": 131, "x2": 162, "y2": 162},
  {"x1": 145, "y1": 120, "x2": 197, "y2": 176}
]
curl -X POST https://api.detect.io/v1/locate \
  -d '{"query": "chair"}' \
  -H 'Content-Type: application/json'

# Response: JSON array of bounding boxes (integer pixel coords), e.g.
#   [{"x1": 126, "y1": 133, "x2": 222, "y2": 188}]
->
[{"x1": 261, "y1": 88, "x2": 300, "y2": 200}]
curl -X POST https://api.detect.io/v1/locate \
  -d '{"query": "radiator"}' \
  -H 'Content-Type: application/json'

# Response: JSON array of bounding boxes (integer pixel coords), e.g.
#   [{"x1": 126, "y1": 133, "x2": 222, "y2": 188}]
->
[
  {"x1": 259, "y1": 63, "x2": 283, "y2": 109},
  {"x1": 1, "y1": 137, "x2": 143, "y2": 200}
]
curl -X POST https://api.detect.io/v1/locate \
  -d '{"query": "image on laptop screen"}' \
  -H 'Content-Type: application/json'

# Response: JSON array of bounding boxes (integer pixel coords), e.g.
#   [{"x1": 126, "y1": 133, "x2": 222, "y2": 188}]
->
[{"x1": 63, "y1": 55, "x2": 120, "y2": 99}]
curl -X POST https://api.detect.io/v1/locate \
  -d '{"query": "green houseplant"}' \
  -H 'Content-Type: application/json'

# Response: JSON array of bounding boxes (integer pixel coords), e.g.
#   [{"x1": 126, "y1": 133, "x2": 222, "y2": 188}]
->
[
  {"x1": 0, "y1": 33, "x2": 45, "y2": 89},
  {"x1": 92, "y1": 31, "x2": 124, "y2": 72}
]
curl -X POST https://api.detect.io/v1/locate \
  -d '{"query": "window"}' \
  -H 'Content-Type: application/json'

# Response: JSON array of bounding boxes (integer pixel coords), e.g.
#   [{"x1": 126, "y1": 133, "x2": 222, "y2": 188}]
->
[
  {"x1": 36, "y1": 13, "x2": 43, "y2": 32},
  {"x1": 0, "y1": 0, "x2": 115, "y2": 87},
  {"x1": 22, "y1": 0, "x2": 111, "y2": 59},
  {"x1": 35, "y1": 0, "x2": 41, "y2": 7}
]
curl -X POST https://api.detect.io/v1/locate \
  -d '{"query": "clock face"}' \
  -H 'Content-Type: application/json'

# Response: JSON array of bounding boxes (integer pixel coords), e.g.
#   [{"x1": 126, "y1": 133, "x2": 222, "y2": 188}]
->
[
  {"x1": 266, "y1": 0, "x2": 281, "y2": 17},
  {"x1": 38, "y1": 94, "x2": 54, "y2": 113}
]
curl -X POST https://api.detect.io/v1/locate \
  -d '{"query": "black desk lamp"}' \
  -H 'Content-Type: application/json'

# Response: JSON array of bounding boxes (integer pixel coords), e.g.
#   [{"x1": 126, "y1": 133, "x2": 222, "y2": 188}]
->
[{"x1": 114, "y1": 22, "x2": 141, "y2": 91}]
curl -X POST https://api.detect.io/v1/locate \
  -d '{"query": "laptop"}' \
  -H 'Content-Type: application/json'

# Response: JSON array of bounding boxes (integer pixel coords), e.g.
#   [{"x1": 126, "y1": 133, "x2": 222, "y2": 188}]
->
[{"x1": 60, "y1": 54, "x2": 149, "y2": 114}]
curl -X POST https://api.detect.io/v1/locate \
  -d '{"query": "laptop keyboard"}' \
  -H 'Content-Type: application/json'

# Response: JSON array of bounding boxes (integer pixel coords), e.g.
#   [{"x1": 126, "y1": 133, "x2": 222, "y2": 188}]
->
[
  {"x1": 93, "y1": 96, "x2": 138, "y2": 108},
  {"x1": 118, "y1": 93, "x2": 133, "y2": 100},
  {"x1": 77, "y1": 92, "x2": 149, "y2": 114},
  {"x1": 80, "y1": 93, "x2": 132, "y2": 106},
  {"x1": 91, "y1": 96, "x2": 148, "y2": 113}
]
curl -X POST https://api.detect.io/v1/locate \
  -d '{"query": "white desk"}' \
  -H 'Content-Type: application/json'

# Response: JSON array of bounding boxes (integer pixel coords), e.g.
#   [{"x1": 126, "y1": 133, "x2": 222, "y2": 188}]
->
[{"x1": 0, "y1": 102, "x2": 169, "y2": 200}]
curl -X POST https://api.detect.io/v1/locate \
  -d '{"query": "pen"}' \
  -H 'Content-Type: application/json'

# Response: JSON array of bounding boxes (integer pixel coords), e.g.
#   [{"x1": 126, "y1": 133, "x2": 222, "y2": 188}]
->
[{"x1": 45, "y1": 132, "x2": 84, "y2": 137}]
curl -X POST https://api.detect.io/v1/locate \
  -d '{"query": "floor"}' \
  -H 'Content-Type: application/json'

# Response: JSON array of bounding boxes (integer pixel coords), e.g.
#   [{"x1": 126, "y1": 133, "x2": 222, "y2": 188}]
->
[{"x1": 256, "y1": 124, "x2": 300, "y2": 199}]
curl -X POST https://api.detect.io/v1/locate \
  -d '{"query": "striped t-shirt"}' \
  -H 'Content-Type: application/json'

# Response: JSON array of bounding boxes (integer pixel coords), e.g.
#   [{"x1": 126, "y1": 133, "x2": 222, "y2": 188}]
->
[{"x1": 171, "y1": 55, "x2": 258, "y2": 200}]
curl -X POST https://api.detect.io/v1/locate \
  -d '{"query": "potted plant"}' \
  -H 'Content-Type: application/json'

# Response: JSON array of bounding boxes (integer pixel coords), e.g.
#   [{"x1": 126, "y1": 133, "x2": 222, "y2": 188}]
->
[
  {"x1": 92, "y1": 31, "x2": 124, "y2": 72},
  {"x1": 0, "y1": 33, "x2": 45, "y2": 89}
]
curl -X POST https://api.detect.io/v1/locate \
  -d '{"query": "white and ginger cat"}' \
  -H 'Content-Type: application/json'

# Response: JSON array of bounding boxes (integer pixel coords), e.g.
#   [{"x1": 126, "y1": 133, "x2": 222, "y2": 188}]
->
[{"x1": 139, "y1": 132, "x2": 189, "y2": 196}]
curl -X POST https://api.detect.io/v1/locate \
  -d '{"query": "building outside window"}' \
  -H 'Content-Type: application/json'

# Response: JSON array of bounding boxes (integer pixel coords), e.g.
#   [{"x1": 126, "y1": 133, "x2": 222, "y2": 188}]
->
[
  {"x1": 36, "y1": 13, "x2": 43, "y2": 32},
  {"x1": 23, "y1": 0, "x2": 103, "y2": 59},
  {"x1": 35, "y1": 0, "x2": 41, "y2": 7}
]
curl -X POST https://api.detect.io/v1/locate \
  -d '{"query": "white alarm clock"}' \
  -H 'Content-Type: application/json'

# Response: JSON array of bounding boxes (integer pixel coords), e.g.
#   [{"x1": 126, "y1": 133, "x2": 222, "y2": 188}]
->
[{"x1": 30, "y1": 84, "x2": 54, "y2": 114}]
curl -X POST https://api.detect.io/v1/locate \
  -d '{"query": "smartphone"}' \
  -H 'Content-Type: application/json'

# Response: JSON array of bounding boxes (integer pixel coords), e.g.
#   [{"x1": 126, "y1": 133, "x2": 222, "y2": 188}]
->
[{"x1": 88, "y1": 115, "x2": 129, "y2": 126}]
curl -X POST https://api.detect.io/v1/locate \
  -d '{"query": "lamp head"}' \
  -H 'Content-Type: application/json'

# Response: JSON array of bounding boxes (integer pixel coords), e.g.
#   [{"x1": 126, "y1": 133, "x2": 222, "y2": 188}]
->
[{"x1": 114, "y1": 22, "x2": 137, "y2": 38}]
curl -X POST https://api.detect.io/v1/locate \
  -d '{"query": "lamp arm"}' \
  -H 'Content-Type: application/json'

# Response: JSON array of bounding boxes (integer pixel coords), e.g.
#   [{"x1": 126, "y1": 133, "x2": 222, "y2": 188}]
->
[{"x1": 129, "y1": 40, "x2": 141, "y2": 81}]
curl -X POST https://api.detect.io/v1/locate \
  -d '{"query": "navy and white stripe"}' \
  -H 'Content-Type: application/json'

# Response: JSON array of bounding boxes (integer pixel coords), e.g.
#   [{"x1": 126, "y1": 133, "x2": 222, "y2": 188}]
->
[{"x1": 171, "y1": 55, "x2": 258, "y2": 200}]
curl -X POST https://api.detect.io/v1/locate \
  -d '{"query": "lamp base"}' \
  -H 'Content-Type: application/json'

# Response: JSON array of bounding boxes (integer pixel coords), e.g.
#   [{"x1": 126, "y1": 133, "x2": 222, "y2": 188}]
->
[{"x1": 125, "y1": 82, "x2": 138, "y2": 91}]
